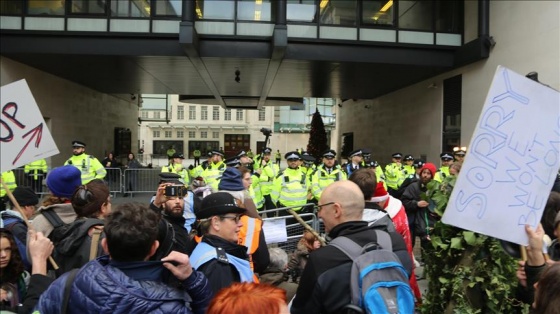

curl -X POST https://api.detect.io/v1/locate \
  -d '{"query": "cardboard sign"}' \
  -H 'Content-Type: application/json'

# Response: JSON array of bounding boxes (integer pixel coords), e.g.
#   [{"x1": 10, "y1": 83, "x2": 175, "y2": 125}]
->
[
  {"x1": 442, "y1": 66, "x2": 560, "y2": 246},
  {"x1": 0, "y1": 80, "x2": 59, "y2": 172}
]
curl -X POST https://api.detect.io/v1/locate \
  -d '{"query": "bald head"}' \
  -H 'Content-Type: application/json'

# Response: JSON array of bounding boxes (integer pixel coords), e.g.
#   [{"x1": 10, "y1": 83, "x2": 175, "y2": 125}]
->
[{"x1": 321, "y1": 181, "x2": 365, "y2": 220}]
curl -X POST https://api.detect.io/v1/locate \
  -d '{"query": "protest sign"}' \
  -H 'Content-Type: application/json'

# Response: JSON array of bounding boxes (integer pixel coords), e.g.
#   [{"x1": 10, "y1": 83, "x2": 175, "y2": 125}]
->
[
  {"x1": 263, "y1": 218, "x2": 288, "y2": 244},
  {"x1": 442, "y1": 66, "x2": 560, "y2": 246},
  {"x1": 0, "y1": 80, "x2": 59, "y2": 173}
]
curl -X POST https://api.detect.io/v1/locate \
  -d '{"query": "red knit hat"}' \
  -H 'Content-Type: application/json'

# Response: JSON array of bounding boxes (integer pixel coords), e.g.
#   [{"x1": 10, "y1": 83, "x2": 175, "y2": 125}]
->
[
  {"x1": 370, "y1": 182, "x2": 389, "y2": 202},
  {"x1": 421, "y1": 162, "x2": 437, "y2": 178}
]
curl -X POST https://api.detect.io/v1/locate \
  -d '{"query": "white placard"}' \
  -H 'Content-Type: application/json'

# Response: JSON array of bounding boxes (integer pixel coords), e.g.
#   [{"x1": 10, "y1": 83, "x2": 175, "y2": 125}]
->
[
  {"x1": 262, "y1": 218, "x2": 288, "y2": 244},
  {"x1": 442, "y1": 66, "x2": 560, "y2": 246},
  {"x1": 0, "y1": 80, "x2": 59, "y2": 172}
]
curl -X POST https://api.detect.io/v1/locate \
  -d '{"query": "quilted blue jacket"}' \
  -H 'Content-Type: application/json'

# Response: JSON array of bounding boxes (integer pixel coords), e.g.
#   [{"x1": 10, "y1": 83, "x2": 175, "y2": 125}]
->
[{"x1": 35, "y1": 255, "x2": 211, "y2": 314}]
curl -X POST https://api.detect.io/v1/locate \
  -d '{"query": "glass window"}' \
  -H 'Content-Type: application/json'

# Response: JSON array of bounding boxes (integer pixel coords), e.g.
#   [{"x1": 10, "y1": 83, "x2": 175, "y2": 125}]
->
[
  {"x1": 224, "y1": 109, "x2": 231, "y2": 121},
  {"x1": 259, "y1": 108, "x2": 266, "y2": 121},
  {"x1": 0, "y1": 1, "x2": 23, "y2": 14},
  {"x1": 177, "y1": 130, "x2": 184, "y2": 138},
  {"x1": 237, "y1": 0, "x2": 271, "y2": 22},
  {"x1": 165, "y1": 130, "x2": 172, "y2": 138},
  {"x1": 188, "y1": 131, "x2": 196, "y2": 138},
  {"x1": 201, "y1": 106, "x2": 208, "y2": 120},
  {"x1": 111, "y1": 0, "x2": 151, "y2": 18},
  {"x1": 27, "y1": 0, "x2": 65, "y2": 15},
  {"x1": 195, "y1": 0, "x2": 234, "y2": 20},
  {"x1": 153, "y1": 130, "x2": 160, "y2": 138},
  {"x1": 287, "y1": 0, "x2": 316, "y2": 23},
  {"x1": 201, "y1": 131, "x2": 208, "y2": 138},
  {"x1": 189, "y1": 106, "x2": 196, "y2": 120},
  {"x1": 398, "y1": 0, "x2": 433, "y2": 31},
  {"x1": 319, "y1": 0, "x2": 356, "y2": 26},
  {"x1": 435, "y1": 0, "x2": 462, "y2": 33},
  {"x1": 70, "y1": 0, "x2": 107, "y2": 14},
  {"x1": 212, "y1": 132, "x2": 220, "y2": 139},
  {"x1": 212, "y1": 106, "x2": 220, "y2": 120},
  {"x1": 141, "y1": 111, "x2": 149, "y2": 119},
  {"x1": 236, "y1": 109, "x2": 244, "y2": 121},
  {"x1": 362, "y1": 0, "x2": 394, "y2": 26},
  {"x1": 177, "y1": 105, "x2": 184, "y2": 120},
  {"x1": 154, "y1": 111, "x2": 161, "y2": 119},
  {"x1": 155, "y1": 0, "x2": 181, "y2": 17}
]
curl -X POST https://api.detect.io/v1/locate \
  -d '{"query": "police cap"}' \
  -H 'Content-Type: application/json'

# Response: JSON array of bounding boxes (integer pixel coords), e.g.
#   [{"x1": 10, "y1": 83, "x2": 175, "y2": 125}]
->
[
  {"x1": 72, "y1": 140, "x2": 86, "y2": 148},
  {"x1": 440, "y1": 152, "x2": 454, "y2": 161}
]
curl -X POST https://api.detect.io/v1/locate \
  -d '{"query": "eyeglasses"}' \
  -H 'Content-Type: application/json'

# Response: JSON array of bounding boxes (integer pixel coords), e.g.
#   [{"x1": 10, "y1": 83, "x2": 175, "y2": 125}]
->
[
  {"x1": 315, "y1": 202, "x2": 335, "y2": 212},
  {"x1": 220, "y1": 214, "x2": 243, "y2": 223}
]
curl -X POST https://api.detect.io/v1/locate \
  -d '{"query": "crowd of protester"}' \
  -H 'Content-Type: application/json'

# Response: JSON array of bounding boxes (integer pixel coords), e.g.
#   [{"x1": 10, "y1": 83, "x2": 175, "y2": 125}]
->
[{"x1": 1, "y1": 142, "x2": 559, "y2": 313}]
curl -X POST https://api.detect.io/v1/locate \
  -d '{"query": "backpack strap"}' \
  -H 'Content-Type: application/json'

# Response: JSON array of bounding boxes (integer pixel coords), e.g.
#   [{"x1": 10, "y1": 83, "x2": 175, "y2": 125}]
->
[
  {"x1": 330, "y1": 230, "x2": 394, "y2": 259},
  {"x1": 89, "y1": 227, "x2": 103, "y2": 261},
  {"x1": 62, "y1": 268, "x2": 79, "y2": 314},
  {"x1": 41, "y1": 208, "x2": 65, "y2": 229}
]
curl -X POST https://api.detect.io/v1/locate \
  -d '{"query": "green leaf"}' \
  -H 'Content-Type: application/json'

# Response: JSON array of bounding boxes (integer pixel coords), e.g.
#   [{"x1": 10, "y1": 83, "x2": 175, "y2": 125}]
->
[
  {"x1": 439, "y1": 277, "x2": 449, "y2": 284},
  {"x1": 463, "y1": 231, "x2": 477, "y2": 245},
  {"x1": 450, "y1": 237, "x2": 463, "y2": 249}
]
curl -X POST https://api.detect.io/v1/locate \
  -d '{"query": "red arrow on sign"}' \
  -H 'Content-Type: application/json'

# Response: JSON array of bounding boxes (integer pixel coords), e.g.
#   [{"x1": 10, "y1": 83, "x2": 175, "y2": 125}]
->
[{"x1": 12, "y1": 123, "x2": 43, "y2": 165}]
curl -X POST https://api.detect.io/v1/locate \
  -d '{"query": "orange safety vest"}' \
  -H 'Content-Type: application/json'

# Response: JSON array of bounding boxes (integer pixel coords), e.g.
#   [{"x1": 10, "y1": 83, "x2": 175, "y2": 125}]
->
[{"x1": 194, "y1": 216, "x2": 262, "y2": 282}]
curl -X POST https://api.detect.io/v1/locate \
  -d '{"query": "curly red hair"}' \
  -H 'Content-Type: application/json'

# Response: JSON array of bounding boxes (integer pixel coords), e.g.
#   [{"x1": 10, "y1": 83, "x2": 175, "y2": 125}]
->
[{"x1": 207, "y1": 283, "x2": 287, "y2": 314}]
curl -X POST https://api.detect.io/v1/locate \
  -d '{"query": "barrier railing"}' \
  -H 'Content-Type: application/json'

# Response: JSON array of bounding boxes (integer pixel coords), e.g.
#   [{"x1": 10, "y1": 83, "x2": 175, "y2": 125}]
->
[
  {"x1": 123, "y1": 168, "x2": 163, "y2": 195},
  {"x1": 11, "y1": 168, "x2": 48, "y2": 196},
  {"x1": 259, "y1": 205, "x2": 321, "y2": 253}
]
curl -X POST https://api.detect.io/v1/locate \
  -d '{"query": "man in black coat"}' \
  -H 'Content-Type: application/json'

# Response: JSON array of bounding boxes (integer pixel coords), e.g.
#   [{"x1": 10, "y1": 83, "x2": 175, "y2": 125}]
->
[{"x1": 291, "y1": 181, "x2": 412, "y2": 314}]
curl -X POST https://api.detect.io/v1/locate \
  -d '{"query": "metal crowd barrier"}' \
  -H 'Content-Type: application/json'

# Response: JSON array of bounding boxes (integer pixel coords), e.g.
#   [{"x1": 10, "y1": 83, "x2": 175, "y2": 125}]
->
[
  {"x1": 104, "y1": 167, "x2": 122, "y2": 194},
  {"x1": 260, "y1": 204, "x2": 321, "y2": 254},
  {"x1": 122, "y1": 168, "x2": 163, "y2": 195},
  {"x1": 11, "y1": 168, "x2": 49, "y2": 196}
]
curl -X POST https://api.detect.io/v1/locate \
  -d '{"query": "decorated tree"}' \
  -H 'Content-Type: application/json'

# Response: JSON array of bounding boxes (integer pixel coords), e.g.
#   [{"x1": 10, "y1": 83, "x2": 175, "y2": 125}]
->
[
  {"x1": 420, "y1": 175, "x2": 528, "y2": 313},
  {"x1": 306, "y1": 109, "x2": 328, "y2": 160}
]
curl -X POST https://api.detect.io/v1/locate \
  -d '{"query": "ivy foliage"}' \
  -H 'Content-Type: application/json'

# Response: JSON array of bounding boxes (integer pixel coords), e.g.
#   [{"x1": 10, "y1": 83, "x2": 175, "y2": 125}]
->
[{"x1": 420, "y1": 175, "x2": 529, "y2": 313}]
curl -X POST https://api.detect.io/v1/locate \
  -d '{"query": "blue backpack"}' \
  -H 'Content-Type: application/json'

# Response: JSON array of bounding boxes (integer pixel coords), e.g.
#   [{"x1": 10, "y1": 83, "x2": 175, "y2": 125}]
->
[{"x1": 329, "y1": 230, "x2": 414, "y2": 314}]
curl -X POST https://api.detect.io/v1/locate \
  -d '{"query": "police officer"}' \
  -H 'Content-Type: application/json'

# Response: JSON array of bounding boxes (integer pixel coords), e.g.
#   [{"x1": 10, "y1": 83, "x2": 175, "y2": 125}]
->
[
  {"x1": 254, "y1": 148, "x2": 279, "y2": 210},
  {"x1": 24, "y1": 158, "x2": 48, "y2": 193},
  {"x1": 453, "y1": 149, "x2": 466, "y2": 163},
  {"x1": 201, "y1": 150, "x2": 226, "y2": 191},
  {"x1": 193, "y1": 148, "x2": 202, "y2": 166},
  {"x1": 64, "y1": 141, "x2": 106, "y2": 184},
  {"x1": 402, "y1": 155, "x2": 415, "y2": 181},
  {"x1": 343, "y1": 149, "x2": 364, "y2": 176},
  {"x1": 0, "y1": 170, "x2": 17, "y2": 210},
  {"x1": 434, "y1": 152, "x2": 454, "y2": 182},
  {"x1": 300, "y1": 152, "x2": 317, "y2": 180},
  {"x1": 310, "y1": 149, "x2": 347, "y2": 201},
  {"x1": 162, "y1": 152, "x2": 189, "y2": 183},
  {"x1": 271, "y1": 151, "x2": 311, "y2": 221},
  {"x1": 362, "y1": 149, "x2": 385, "y2": 185},
  {"x1": 384, "y1": 152, "x2": 404, "y2": 196}
]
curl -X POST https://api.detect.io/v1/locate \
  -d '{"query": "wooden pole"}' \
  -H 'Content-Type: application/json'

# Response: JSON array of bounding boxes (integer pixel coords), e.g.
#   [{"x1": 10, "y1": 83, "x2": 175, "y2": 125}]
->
[{"x1": 1, "y1": 180, "x2": 59, "y2": 269}]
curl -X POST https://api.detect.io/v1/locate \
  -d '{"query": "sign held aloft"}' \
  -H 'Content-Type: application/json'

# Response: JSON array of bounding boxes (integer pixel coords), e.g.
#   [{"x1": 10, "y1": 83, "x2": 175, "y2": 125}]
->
[
  {"x1": 442, "y1": 66, "x2": 560, "y2": 246},
  {"x1": 1, "y1": 79, "x2": 59, "y2": 173}
]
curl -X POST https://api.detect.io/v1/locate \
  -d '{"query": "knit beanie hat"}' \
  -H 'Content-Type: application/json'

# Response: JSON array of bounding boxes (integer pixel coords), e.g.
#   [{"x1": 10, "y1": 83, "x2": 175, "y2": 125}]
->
[
  {"x1": 218, "y1": 168, "x2": 244, "y2": 191},
  {"x1": 10, "y1": 186, "x2": 39, "y2": 206},
  {"x1": 421, "y1": 162, "x2": 437, "y2": 178},
  {"x1": 46, "y1": 165, "x2": 82, "y2": 198},
  {"x1": 370, "y1": 182, "x2": 389, "y2": 203}
]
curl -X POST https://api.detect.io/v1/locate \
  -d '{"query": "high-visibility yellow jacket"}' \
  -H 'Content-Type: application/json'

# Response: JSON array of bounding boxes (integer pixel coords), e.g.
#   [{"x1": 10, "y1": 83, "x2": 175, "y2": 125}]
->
[
  {"x1": 310, "y1": 164, "x2": 347, "y2": 200},
  {"x1": 384, "y1": 162, "x2": 404, "y2": 190},
  {"x1": 250, "y1": 175, "x2": 265, "y2": 209},
  {"x1": 64, "y1": 154, "x2": 106, "y2": 184},
  {"x1": 201, "y1": 161, "x2": 226, "y2": 191},
  {"x1": 400, "y1": 165, "x2": 415, "y2": 185},
  {"x1": 161, "y1": 163, "x2": 189, "y2": 183},
  {"x1": 0, "y1": 171, "x2": 17, "y2": 197},
  {"x1": 258, "y1": 161, "x2": 280, "y2": 196},
  {"x1": 434, "y1": 166, "x2": 450, "y2": 182},
  {"x1": 25, "y1": 159, "x2": 48, "y2": 180},
  {"x1": 271, "y1": 167, "x2": 310, "y2": 211}
]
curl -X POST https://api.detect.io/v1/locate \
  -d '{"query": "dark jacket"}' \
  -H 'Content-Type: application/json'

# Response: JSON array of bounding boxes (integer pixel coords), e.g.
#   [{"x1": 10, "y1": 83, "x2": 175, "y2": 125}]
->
[
  {"x1": 401, "y1": 180, "x2": 426, "y2": 226},
  {"x1": 35, "y1": 255, "x2": 212, "y2": 314},
  {"x1": 291, "y1": 221, "x2": 412, "y2": 314},
  {"x1": 150, "y1": 202, "x2": 191, "y2": 257},
  {"x1": 195, "y1": 234, "x2": 250, "y2": 295},
  {"x1": 259, "y1": 267, "x2": 298, "y2": 302}
]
